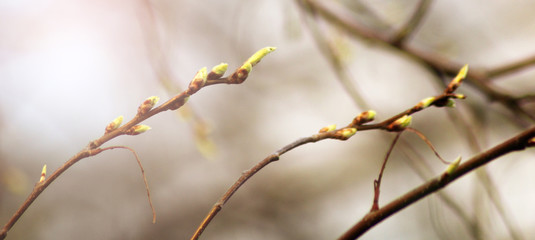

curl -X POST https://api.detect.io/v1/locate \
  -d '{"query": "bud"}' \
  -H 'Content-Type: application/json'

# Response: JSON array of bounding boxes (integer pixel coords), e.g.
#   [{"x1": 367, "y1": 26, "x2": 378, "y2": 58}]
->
[
  {"x1": 319, "y1": 124, "x2": 337, "y2": 133},
  {"x1": 452, "y1": 94, "x2": 466, "y2": 99},
  {"x1": 207, "y1": 63, "x2": 228, "y2": 80},
  {"x1": 445, "y1": 156, "x2": 462, "y2": 175},
  {"x1": 245, "y1": 47, "x2": 276, "y2": 67},
  {"x1": 105, "y1": 115, "x2": 124, "y2": 133},
  {"x1": 229, "y1": 62, "x2": 252, "y2": 84},
  {"x1": 126, "y1": 125, "x2": 151, "y2": 135},
  {"x1": 335, "y1": 128, "x2": 357, "y2": 140},
  {"x1": 138, "y1": 96, "x2": 160, "y2": 115},
  {"x1": 188, "y1": 67, "x2": 208, "y2": 94},
  {"x1": 39, "y1": 164, "x2": 47, "y2": 183},
  {"x1": 417, "y1": 97, "x2": 436, "y2": 109},
  {"x1": 446, "y1": 64, "x2": 468, "y2": 93},
  {"x1": 528, "y1": 137, "x2": 535, "y2": 147},
  {"x1": 386, "y1": 115, "x2": 412, "y2": 131},
  {"x1": 352, "y1": 110, "x2": 377, "y2": 126},
  {"x1": 445, "y1": 99, "x2": 456, "y2": 108}
]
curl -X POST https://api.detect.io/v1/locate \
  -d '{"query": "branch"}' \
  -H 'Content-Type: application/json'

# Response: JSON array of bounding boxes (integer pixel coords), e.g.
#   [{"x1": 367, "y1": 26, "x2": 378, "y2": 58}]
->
[
  {"x1": 191, "y1": 66, "x2": 470, "y2": 239},
  {"x1": 0, "y1": 47, "x2": 277, "y2": 240},
  {"x1": 338, "y1": 126, "x2": 535, "y2": 239}
]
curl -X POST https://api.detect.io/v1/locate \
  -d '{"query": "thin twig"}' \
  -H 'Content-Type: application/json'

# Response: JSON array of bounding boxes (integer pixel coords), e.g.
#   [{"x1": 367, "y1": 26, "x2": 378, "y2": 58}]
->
[
  {"x1": 406, "y1": 127, "x2": 450, "y2": 164},
  {"x1": 100, "y1": 146, "x2": 156, "y2": 224},
  {"x1": 371, "y1": 132, "x2": 402, "y2": 212}
]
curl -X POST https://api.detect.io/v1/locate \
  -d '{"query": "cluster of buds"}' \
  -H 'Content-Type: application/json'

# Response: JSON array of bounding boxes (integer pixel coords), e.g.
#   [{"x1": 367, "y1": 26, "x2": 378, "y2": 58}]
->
[
  {"x1": 351, "y1": 110, "x2": 376, "y2": 126},
  {"x1": 229, "y1": 47, "x2": 276, "y2": 84},
  {"x1": 137, "y1": 96, "x2": 160, "y2": 116},
  {"x1": 385, "y1": 115, "x2": 412, "y2": 132}
]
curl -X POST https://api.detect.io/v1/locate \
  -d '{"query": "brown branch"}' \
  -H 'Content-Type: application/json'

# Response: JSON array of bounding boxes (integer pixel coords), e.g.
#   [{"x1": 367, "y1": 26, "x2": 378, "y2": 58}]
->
[
  {"x1": 0, "y1": 48, "x2": 275, "y2": 240},
  {"x1": 338, "y1": 125, "x2": 535, "y2": 240},
  {"x1": 191, "y1": 71, "x2": 469, "y2": 239}
]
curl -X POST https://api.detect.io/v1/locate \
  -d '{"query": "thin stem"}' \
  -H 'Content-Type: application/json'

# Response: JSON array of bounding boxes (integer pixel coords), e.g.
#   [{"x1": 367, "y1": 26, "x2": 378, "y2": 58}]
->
[
  {"x1": 100, "y1": 146, "x2": 156, "y2": 224},
  {"x1": 371, "y1": 133, "x2": 402, "y2": 211}
]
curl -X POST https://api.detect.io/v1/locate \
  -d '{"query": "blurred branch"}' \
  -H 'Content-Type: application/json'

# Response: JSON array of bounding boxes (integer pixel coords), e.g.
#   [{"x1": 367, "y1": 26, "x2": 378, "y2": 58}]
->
[
  {"x1": 390, "y1": 0, "x2": 433, "y2": 46},
  {"x1": 339, "y1": 125, "x2": 535, "y2": 239},
  {"x1": 299, "y1": 0, "x2": 535, "y2": 123}
]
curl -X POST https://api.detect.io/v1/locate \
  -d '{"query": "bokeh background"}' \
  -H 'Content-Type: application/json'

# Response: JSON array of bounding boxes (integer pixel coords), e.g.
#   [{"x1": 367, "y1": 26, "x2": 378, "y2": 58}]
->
[{"x1": 1, "y1": 0, "x2": 535, "y2": 239}]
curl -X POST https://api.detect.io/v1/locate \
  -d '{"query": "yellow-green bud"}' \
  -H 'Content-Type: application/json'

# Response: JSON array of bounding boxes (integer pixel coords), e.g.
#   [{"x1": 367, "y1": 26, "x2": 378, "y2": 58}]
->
[
  {"x1": 105, "y1": 115, "x2": 124, "y2": 133},
  {"x1": 188, "y1": 67, "x2": 208, "y2": 94},
  {"x1": 319, "y1": 124, "x2": 337, "y2": 133},
  {"x1": 445, "y1": 99, "x2": 456, "y2": 108},
  {"x1": 528, "y1": 137, "x2": 535, "y2": 147},
  {"x1": 138, "y1": 96, "x2": 160, "y2": 115},
  {"x1": 126, "y1": 125, "x2": 151, "y2": 135},
  {"x1": 445, "y1": 156, "x2": 462, "y2": 175},
  {"x1": 335, "y1": 128, "x2": 357, "y2": 140},
  {"x1": 208, "y1": 63, "x2": 228, "y2": 80},
  {"x1": 418, "y1": 97, "x2": 436, "y2": 109},
  {"x1": 386, "y1": 115, "x2": 412, "y2": 131},
  {"x1": 446, "y1": 64, "x2": 469, "y2": 93},
  {"x1": 245, "y1": 47, "x2": 276, "y2": 67},
  {"x1": 39, "y1": 164, "x2": 47, "y2": 183}
]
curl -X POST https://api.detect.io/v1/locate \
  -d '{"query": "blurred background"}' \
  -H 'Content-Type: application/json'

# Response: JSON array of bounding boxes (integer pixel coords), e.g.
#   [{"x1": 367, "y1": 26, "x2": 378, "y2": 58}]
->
[{"x1": 1, "y1": 0, "x2": 535, "y2": 239}]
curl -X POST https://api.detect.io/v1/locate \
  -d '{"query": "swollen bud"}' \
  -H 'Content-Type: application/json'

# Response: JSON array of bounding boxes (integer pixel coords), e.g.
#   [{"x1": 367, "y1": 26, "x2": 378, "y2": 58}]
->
[
  {"x1": 319, "y1": 124, "x2": 337, "y2": 133},
  {"x1": 39, "y1": 164, "x2": 47, "y2": 183},
  {"x1": 334, "y1": 128, "x2": 357, "y2": 140},
  {"x1": 417, "y1": 97, "x2": 436, "y2": 109},
  {"x1": 126, "y1": 125, "x2": 151, "y2": 136},
  {"x1": 188, "y1": 67, "x2": 208, "y2": 94},
  {"x1": 245, "y1": 47, "x2": 277, "y2": 67},
  {"x1": 207, "y1": 63, "x2": 228, "y2": 80},
  {"x1": 138, "y1": 96, "x2": 160, "y2": 115},
  {"x1": 352, "y1": 110, "x2": 376, "y2": 126},
  {"x1": 446, "y1": 64, "x2": 469, "y2": 93},
  {"x1": 445, "y1": 156, "x2": 462, "y2": 175},
  {"x1": 105, "y1": 115, "x2": 124, "y2": 133},
  {"x1": 386, "y1": 115, "x2": 412, "y2": 131}
]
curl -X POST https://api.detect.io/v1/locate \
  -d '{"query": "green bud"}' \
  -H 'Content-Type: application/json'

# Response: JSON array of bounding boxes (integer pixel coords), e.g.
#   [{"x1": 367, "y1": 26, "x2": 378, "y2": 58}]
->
[
  {"x1": 446, "y1": 64, "x2": 469, "y2": 93},
  {"x1": 418, "y1": 97, "x2": 436, "y2": 109},
  {"x1": 386, "y1": 115, "x2": 412, "y2": 131},
  {"x1": 245, "y1": 47, "x2": 276, "y2": 67},
  {"x1": 39, "y1": 164, "x2": 47, "y2": 183},
  {"x1": 105, "y1": 115, "x2": 124, "y2": 133},
  {"x1": 335, "y1": 128, "x2": 357, "y2": 140},
  {"x1": 126, "y1": 125, "x2": 151, "y2": 135},
  {"x1": 445, "y1": 99, "x2": 456, "y2": 108},
  {"x1": 445, "y1": 156, "x2": 462, "y2": 175},
  {"x1": 188, "y1": 67, "x2": 208, "y2": 94},
  {"x1": 208, "y1": 63, "x2": 228, "y2": 80},
  {"x1": 138, "y1": 96, "x2": 160, "y2": 115},
  {"x1": 319, "y1": 124, "x2": 337, "y2": 133}
]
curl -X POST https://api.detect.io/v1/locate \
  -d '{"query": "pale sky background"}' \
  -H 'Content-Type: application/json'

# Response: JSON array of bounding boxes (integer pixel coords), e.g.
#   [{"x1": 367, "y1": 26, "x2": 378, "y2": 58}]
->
[{"x1": 1, "y1": 0, "x2": 535, "y2": 239}]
